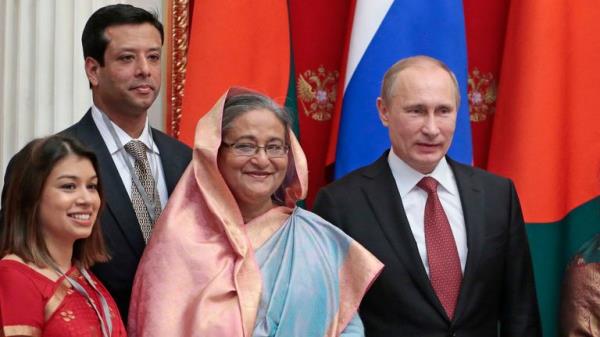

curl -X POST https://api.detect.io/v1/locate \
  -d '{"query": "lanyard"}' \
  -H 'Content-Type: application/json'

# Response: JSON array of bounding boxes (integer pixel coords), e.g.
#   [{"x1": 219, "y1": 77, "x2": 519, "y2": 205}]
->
[
  {"x1": 52, "y1": 265, "x2": 113, "y2": 337},
  {"x1": 101, "y1": 112, "x2": 158, "y2": 223}
]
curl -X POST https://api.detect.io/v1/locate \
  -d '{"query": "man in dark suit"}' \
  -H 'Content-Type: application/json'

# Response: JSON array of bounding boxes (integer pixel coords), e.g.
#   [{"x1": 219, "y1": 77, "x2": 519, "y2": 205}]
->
[
  {"x1": 313, "y1": 56, "x2": 541, "y2": 337},
  {"x1": 1, "y1": 5, "x2": 191, "y2": 322}
]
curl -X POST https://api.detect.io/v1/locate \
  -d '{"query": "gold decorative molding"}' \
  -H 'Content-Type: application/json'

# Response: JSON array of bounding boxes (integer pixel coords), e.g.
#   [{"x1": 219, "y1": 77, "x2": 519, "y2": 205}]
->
[{"x1": 166, "y1": 0, "x2": 190, "y2": 138}]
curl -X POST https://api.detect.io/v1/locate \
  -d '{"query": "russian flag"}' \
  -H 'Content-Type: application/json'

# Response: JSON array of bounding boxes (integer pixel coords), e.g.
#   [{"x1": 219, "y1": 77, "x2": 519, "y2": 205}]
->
[{"x1": 331, "y1": 0, "x2": 473, "y2": 178}]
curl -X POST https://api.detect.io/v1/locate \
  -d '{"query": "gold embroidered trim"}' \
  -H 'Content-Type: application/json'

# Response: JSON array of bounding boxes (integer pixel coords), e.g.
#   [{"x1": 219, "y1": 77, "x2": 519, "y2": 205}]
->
[
  {"x1": 3, "y1": 325, "x2": 41, "y2": 337},
  {"x1": 44, "y1": 273, "x2": 74, "y2": 321}
]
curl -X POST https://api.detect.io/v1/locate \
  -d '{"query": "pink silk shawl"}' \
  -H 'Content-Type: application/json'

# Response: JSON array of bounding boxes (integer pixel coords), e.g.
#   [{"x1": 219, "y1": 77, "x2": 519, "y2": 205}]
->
[{"x1": 128, "y1": 88, "x2": 382, "y2": 337}]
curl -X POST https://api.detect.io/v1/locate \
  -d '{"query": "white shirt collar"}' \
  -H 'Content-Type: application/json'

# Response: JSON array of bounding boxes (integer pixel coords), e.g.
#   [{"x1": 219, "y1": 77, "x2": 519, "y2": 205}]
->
[
  {"x1": 387, "y1": 149, "x2": 458, "y2": 198},
  {"x1": 91, "y1": 104, "x2": 159, "y2": 155}
]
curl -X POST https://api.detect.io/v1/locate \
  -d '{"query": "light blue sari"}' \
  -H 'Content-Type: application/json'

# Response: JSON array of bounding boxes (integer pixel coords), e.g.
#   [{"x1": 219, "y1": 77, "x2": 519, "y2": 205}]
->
[{"x1": 253, "y1": 207, "x2": 365, "y2": 337}]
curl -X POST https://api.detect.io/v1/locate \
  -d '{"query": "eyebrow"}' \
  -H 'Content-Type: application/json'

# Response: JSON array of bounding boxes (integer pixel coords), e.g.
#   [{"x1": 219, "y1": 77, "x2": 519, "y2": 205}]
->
[
  {"x1": 435, "y1": 104, "x2": 454, "y2": 110},
  {"x1": 402, "y1": 104, "x2": 425, "y2": 110},
  {"x1": 117, "y1": 47, "x2": 161, "y2": 53},
  {"x1": 402, "y1": 103, "x2": 454, "y2": 110},
  {"x1": 56, "y1": 175, "x2": 98, "y2": 181},
  {"x1": 232, "y1": 136, "x2": 285, "y2": 143}
]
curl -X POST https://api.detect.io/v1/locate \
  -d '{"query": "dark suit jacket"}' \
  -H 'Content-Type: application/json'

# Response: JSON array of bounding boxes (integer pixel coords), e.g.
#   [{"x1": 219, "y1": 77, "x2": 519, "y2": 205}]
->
[
  {"x1": 312, "y1": 152, "x2": 541, "y2": 337},
  {"x1": 0, "y1": 110, "x2": 191, "y2": 322}
]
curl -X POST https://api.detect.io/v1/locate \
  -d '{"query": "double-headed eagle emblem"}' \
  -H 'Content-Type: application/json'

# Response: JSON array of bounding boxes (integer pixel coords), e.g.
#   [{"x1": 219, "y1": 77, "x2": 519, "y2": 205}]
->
[
  {"x1": 297, "y1": 66, "x2": 339, "y2": 121},
  {"x1": 468, "y1": 68, "x2": 497, "y2": 122}
]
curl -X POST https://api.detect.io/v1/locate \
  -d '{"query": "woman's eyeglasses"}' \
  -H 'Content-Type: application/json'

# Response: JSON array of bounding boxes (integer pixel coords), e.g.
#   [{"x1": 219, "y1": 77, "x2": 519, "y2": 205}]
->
[{"x1": 222, "y1": 142, "x2": 289, "y2": 157}]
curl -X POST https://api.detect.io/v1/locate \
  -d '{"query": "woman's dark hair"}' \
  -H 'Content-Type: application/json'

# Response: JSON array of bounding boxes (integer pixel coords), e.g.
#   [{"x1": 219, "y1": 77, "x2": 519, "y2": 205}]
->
[{"x1": 0, "y1": 135, "x2": 108, "y2": 268}]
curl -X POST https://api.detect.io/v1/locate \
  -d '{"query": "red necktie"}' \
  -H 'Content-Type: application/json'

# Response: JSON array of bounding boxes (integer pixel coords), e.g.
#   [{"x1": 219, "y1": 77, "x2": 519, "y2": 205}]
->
[{"x1": 417, "y1": 177, "x2": 462, "y2": 319}]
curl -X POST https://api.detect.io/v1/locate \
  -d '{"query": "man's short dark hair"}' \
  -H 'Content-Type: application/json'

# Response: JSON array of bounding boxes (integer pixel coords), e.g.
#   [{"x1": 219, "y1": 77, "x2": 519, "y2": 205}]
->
[{"x1": 82, "y1": 4, "x2": 164, "y2": 66}]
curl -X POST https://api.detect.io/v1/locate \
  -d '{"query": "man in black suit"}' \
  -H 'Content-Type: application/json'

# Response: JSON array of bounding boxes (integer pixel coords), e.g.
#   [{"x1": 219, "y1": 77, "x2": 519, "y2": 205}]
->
[
  {"x1": 1, "y1": 5, "x2": 191, "y2": 322},
  {"x1": 313, "y1": 56, "x2": 541, "y2": 337}
]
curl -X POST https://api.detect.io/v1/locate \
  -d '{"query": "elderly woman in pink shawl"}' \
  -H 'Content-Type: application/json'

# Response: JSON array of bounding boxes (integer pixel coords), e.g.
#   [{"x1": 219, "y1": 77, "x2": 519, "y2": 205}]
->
[{"x1": 128, "y1": 88, "x2": 383, "y2": 337}]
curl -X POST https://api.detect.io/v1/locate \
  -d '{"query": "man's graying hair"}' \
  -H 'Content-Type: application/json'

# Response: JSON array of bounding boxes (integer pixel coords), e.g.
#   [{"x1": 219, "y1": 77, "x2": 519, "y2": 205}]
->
[{"x1": 380, "y1": 55, "x2": 461, "y2": 107}]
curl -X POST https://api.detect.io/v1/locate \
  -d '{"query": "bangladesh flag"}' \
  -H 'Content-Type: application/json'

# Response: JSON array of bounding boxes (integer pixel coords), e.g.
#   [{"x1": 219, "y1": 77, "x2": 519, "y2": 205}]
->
[
  {"x1": 487, "y1": 1, "x2": 600, "y2": 336},
  {"x1": 178, "y1": 0, "x2": 292, "y2": 144}
]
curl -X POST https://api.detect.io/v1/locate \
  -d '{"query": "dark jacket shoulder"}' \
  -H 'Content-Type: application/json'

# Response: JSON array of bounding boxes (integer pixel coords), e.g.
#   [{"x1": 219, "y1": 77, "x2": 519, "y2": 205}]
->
[
  {"x1": 151, "y1": 128, "x2": 192, "y2": 158},
  {"x1": 319, "y1": 151, "x2": 391, "y2": 194},
  {"x1": 447, "y1": 156, "x2": 516, "y2": 192}
]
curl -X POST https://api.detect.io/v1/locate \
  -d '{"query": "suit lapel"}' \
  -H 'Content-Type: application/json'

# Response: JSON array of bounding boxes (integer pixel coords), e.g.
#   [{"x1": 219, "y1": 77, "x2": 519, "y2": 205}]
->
[
  {"x1": 361, "y1": 154, "x2": 448, "y2": 319},
  {"x1": 449, "y1": 158, "x2": 485, "y2": 322},
  {"x1": 69, "y1": 111, "x2": 146, "y2": 256}
]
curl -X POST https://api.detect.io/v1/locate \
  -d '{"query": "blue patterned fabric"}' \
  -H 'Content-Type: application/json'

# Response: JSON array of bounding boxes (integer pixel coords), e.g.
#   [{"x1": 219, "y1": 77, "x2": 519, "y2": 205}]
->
[{"x1": 253, "y1": 207, "x2": 364, "y2": 337}]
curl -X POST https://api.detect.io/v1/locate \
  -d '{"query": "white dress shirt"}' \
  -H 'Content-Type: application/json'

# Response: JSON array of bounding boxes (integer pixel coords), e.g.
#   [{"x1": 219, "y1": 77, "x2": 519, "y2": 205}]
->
[
  {"x1": 91, "y1": 105, "x2": 168, "y2": 208},
  {"x1": 387, "y1": 149, "x2": 467, "y2": 276}
]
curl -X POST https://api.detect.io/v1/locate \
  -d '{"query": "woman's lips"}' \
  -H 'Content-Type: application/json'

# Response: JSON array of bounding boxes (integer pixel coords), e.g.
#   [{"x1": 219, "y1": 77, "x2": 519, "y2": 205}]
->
[
  {"x1": 68, "y1": 212, "x2": 95, "y2": 226},
  {"x1": 244, "y1": 171, "x2": 272, "y2": 179}
]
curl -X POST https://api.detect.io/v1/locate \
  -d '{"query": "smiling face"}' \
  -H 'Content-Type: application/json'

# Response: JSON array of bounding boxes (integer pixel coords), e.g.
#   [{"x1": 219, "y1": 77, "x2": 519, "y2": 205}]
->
[
  {"x1": 85, "y1": 23, "x2": 162, "y2": 121},
  {"x1": 377, "y1": 62, "x2": 458, "y2": 174},
  {"x1": 218, "y1": 109, "x2": 289, "y2": 217},
  {"x1": 38, "y1": 155, "x2": 101, "y2": 248}
]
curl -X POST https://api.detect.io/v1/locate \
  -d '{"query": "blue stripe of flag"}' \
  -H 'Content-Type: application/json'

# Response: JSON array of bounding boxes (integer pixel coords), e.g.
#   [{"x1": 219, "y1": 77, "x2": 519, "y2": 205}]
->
[{"x1": 335, "y1": 0, "x2": 472, "y2": 178}]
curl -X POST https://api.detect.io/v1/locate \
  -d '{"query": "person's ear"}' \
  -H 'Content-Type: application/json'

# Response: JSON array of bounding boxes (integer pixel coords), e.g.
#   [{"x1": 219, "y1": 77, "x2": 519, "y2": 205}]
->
[
  {"x1": 85, "y1": 57, "x2": 101, "y2": 87},
  {"x1": 377, "y1": 97, "x2": 390, "y2": 127}
]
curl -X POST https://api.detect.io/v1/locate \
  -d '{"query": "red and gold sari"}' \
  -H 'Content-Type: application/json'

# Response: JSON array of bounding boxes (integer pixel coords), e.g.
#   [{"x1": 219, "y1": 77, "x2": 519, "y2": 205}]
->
[{"x1": 0, "y1": 260, "x2": 126, "y2": 337}]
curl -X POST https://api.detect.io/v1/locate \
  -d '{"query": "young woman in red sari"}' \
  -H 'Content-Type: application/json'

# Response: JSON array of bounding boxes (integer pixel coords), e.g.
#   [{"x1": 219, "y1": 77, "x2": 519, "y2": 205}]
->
[{"x1": 0, "y1": 135, "x2": 126, "y2": 337}]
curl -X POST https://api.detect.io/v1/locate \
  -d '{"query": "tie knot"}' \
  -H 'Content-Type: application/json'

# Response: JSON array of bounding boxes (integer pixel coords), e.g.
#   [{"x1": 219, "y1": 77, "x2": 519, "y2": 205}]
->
[
  {"x1": 124, "y1": 140, "x2": 148, "y2": 162},
  {"x1": 417, "y1": 176, "x2": 439, "y2": 194}
]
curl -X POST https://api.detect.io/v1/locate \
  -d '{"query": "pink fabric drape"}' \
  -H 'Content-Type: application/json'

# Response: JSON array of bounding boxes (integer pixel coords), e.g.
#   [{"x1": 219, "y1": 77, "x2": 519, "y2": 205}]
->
[
  {"x1": 128, "y1": 88, "x2": 307, "y2": 337},
  {"x1": 128, "y1": 88, "x2": 380, "y2": 337}
]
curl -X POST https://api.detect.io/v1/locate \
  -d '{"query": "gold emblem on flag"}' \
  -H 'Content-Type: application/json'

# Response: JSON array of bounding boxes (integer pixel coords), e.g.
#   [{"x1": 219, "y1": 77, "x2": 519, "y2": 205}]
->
[
  {"x1": 297, "y1": 66, "x2": 339, "y2": 121},
  {"x1": 468, "y1": 68, "x2": 497, "y2": 122}
]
